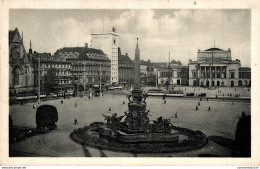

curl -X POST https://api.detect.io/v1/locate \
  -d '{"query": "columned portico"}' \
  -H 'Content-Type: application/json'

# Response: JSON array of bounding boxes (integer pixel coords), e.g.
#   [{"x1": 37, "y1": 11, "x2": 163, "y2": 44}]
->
[{"x1": 188, "y1": 47, "x2": 249, "y2": 87}]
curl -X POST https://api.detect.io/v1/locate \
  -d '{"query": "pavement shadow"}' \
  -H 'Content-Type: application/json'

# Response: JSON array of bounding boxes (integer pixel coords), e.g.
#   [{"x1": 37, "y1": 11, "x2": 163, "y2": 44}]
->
[
  {"x1": 82, "y1": 145, "x2": 92, "y2": 157},
  {"x1": 208, "y1": 136, "x2": 234, "y2": 150}
]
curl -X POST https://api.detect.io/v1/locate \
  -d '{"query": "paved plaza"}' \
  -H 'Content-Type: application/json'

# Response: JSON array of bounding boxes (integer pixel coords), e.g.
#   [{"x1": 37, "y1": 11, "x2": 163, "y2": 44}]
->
[{"x1": 9, "y1": 87, "x2": 250, "y2": 157}]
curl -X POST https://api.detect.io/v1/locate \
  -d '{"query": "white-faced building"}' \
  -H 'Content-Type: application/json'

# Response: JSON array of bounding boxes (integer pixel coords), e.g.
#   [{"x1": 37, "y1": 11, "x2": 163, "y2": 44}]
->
[
  {"x1": 188, "y1": 47, "x2": 251, "y2": 87},
  {"x1": 91, "y1": 30, "x2": 119, "y2": 84}
]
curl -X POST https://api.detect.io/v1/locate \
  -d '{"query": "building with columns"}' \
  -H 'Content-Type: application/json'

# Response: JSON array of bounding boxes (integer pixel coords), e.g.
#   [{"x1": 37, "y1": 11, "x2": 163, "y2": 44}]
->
[
  {"x1": 91, "y1": 27, "x2": 119, "y2": 84},
  {"x1": 188, "y1": 47, "x2": 251, "y2": 87}
]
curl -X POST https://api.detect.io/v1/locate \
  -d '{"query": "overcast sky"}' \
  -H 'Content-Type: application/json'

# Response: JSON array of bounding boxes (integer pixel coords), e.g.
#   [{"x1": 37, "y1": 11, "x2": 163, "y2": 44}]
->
[{"x1": 10, "y1": 9, "x2": 251, "y2": 67}]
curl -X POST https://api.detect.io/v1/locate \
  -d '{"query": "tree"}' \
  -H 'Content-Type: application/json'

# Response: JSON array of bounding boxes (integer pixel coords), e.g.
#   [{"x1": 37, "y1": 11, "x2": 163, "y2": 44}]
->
[{"x1": 44, "y1": 68, "x2": 58, "y2": 93}]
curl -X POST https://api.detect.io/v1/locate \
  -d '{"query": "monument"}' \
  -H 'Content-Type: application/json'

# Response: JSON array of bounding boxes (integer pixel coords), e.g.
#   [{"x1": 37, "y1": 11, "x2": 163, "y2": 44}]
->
[
  {"x1": 99, "y1": 38, "x2": 179, "y2": 143},
  {"x1": 71, "y1": 38, "x2": 207, "y2": 153}
]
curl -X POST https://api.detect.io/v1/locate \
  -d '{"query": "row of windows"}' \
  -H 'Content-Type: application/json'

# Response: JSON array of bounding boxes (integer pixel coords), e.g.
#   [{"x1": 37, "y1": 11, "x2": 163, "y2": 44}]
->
[{"x1": 42, "y1": 64, "x2": 70, "y2": 68}]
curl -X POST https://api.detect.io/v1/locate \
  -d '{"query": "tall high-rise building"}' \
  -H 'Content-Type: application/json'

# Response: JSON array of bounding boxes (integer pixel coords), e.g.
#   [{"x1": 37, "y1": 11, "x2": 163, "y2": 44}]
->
[{"x1": 91, "y1": 28, "x2": 119, "y2": 84}]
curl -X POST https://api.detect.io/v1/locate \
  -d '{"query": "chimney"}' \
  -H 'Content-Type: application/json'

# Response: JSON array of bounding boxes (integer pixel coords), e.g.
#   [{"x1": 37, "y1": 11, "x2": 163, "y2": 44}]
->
[{"x1": 85, "y1": 43, "x2": 88, "y2": 48}]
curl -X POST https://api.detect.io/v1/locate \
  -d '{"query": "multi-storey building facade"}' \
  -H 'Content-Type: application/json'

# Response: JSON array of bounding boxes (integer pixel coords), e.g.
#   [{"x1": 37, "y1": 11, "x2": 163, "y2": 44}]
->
[
  {"x1": 188, "y1": 47, "x2": 251, "y2": 87},
  {"x1": 157, "y1": 67, "x2": 182, "y2": 85},
  {"x1": 9, "y1": 28, "x2": 35, "y2": 95},
  {"x1": 34, "y1": 56, "x2": 73, "y2": 92},
  {"x1": 62, "y1": 47, "x2": 111, "y2": 90},
  {"x1": 91, "y1": 28, "x2": 119, "y2": 84},
  {"x1": 118, "y1": 48, "x2": 134, "y2": 85}
]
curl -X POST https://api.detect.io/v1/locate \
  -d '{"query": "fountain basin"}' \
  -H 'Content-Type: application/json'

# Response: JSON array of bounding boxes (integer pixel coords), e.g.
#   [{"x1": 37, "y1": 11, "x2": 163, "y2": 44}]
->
[{"x1": 99, "y1": 126, "x2": 179, "y2": 143}]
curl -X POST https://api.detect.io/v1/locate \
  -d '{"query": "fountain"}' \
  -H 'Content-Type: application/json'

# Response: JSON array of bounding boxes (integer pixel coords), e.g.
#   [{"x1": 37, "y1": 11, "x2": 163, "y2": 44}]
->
[
  {"x1": 99, "y1": 38, "x2": 179, "y2": 143},
  {"x1": 70, "y1": 38, "x2": 207, "y2": 154}
]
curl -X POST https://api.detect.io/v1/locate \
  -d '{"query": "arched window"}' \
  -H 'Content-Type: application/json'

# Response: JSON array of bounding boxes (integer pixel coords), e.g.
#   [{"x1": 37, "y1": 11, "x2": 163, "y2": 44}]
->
[{"x1": 14, "y1": 68, "x2": 20, "y2": 85}]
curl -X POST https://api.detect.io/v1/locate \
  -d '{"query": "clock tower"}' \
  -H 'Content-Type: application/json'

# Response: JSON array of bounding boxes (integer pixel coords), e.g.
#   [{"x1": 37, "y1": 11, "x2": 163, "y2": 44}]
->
[{"x1": 91, "y1": 28, "x2": 119, "y2": 84}]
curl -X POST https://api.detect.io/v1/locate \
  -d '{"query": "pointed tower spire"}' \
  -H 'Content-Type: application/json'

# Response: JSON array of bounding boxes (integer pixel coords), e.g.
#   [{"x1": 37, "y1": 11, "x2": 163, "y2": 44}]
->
[{"x1": 134, "y1": 38, "x2": 140, "y2": 89}]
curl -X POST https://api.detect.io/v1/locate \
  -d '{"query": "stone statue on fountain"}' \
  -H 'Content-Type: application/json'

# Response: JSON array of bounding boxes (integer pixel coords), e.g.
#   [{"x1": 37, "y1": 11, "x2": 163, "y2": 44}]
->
[{"x1": 100, "y1": 38, "x2": 177, "y2": 142}]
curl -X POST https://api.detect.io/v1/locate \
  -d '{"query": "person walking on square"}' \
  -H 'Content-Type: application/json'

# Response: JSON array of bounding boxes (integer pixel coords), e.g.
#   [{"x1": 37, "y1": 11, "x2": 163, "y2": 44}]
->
[
  {"x1": 75, "y1": 102, "x2": 77, "y2": 108},
  {"x1": 33, "y1": 103, "x2": 37, "y2": 109},
  {"x1": 162, "y1": 95, "x2": 166, "y2": 104},
  {"x1": 61, "y1": 100, "x2": 63, "y2": 104},
  {"x1": 196, "y1": 105, "x2": 198, "y2": 111},
  {"x1": 175, "y1": 112, "x2": 178, "y2": 118},
  {"x1": 74, "y1": 119, "x2": 78, "y2": 125},
  {"x1": 198, "y1": 102, "x2": 200, "y2": 106},
  {"x1": 208, "y1": 106, "x2": 211, "y2": 111}
]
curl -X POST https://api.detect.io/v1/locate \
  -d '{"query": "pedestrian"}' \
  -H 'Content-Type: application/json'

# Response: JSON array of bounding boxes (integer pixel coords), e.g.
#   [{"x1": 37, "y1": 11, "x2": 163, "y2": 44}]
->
[
  {"x1": 164, "y1": 99, "x2": 166, "y2": 104},
  {"x1": 162, "y1": 95, "x2": 165, "y2": 103},
  {"x1": 200, "y1": 98, "x2": 202, "y2": 101},
  {"x1": 196, "y1": 105, "x2": 198, "y2": 111},
  {"x1": 74, "y1": 119, "x2": 78, "y2": 125},
  {"x1": 248, "y1": 89, "x2": 250, "y2": 92},
  {"x1": 198, "y1": 102, "x2": 200, "y2": 106},
  {"x1": 109, "y1": 107, "x2": 111, "y2": 112},
  {"x1": 216, "y1": 95, "x2": 218, "y2": 98},
  {"x1": 175, "y1": 112, "x2": 178, "y2": 118},
  {"x1": 33, "y1": 103, "x2": 37, "y2": 109},
  {"x1": 61, "y1": 100, "x2": 63, "y2": 104},
  {"x1": 123, "y1": 101, "x2": 125, "y2": 104},
  {"x1": 208, "y1": 106, "x2": 211, "y2": 111},
  {"x1": 75, "y1": 102, "x2": 77, "y2": 108}
]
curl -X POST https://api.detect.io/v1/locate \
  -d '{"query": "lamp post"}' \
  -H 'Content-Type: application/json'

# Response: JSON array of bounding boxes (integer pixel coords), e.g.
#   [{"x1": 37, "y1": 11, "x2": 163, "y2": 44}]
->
[
  {"x1": 99, "y1": 63, "x2": 102, "y2": 97},
  {"x1": 37, "y1": 56, "x2": 41, "y2": 102}
]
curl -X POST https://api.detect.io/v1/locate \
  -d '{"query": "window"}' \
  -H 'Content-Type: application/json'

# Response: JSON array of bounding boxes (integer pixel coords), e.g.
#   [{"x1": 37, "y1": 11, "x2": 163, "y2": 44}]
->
[
  {"x1": 14, "y1": 68, "x2": 20, "y2": 85},
  {"x1": 230, "y1": 72, "x2": 235, "y2": 79}
]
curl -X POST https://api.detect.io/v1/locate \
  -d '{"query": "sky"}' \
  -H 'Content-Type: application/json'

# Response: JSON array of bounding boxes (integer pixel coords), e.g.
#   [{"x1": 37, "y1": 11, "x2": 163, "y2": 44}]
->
[{"x1": 9, "y1": 9, "x2": 251, "y2": 67}]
